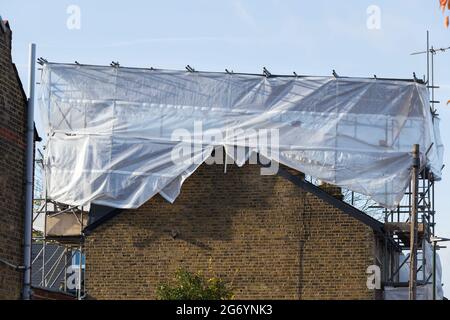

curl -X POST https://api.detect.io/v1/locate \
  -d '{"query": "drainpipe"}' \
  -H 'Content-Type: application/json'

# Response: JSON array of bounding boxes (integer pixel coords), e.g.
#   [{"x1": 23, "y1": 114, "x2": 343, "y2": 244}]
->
[{"x1": 23, "y1": 43, "x2": 36, "y2": 300}]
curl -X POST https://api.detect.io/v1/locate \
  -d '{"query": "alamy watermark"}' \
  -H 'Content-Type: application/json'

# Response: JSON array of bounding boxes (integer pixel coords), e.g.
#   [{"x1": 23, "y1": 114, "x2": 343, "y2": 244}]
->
[
  {"x1": 366, "y1": 265, "x2": 381, "y2": 290},
  {"x1": 366, "y1": 5, "x2": 381, "y2": 30},
  {"x1": 66, "y1": 265, "x2": 81, "y2": 290},
  {"x1": 66, "y1": 5, "x2": 81, "y2": 30}
]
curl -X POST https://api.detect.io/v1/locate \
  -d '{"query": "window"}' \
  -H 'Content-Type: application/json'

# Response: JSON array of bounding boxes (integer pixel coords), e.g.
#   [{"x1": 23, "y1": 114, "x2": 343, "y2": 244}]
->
[{"x1": 71, "y1": 250, "x2": 85, "y2": 269}]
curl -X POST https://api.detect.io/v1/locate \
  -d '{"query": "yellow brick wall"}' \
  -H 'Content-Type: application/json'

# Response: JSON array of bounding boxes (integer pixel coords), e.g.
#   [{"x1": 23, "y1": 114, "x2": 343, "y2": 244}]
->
[
  {"x1": 85, "y1": 164, "x2": 376, "y2": 300},
  {"x1": 0, "y1": 21, "x2": 27, "y2": 300}
]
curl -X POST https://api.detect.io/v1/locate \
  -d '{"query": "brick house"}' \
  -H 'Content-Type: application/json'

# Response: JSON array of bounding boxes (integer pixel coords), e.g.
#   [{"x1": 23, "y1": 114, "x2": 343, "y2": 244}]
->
[
  {"x1": 0, "y1": 18, "x2": 436, "y2": 301},
  {"x1": 84, "y1": 163, "x2": 398, "y2": 300},
  {"x1": 0, "y1": 18, "x2": 27, "y2": 300},
  {"x1": 0, "y1": 18, "x2": 42, "y2": 300},
  {"x1": 0, "y1": 19, "x2": 400, "y2": 299}
]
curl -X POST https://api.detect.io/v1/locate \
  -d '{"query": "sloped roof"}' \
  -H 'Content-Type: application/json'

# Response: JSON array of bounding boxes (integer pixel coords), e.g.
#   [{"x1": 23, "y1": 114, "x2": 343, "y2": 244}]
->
[{"x1": 31, "y1": 243, "x2": 68, "y2": 290}]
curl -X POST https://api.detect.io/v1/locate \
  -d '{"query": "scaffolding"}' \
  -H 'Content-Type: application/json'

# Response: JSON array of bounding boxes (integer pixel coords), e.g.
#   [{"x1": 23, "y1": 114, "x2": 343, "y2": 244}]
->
[
  {"x1": 32, "y1": 150, "x2": 85, "y2": 299},
  {"x1": 381, "y1": 162, "x2": 436, "y2": 287},
  {"x1": 378, "y1": 31, "x2": 447, "y2": 298},
  {"x1": 30, "y1": 32, "x2": 445, "y2": 300}
]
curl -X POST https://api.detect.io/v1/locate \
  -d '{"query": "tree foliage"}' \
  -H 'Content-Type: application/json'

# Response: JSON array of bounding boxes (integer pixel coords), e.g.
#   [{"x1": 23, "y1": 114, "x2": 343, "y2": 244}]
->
[
  {"x1": 32, "y1": 229, "x2": 44, "y2": 242},
  {"x1": 156, "y1": 268, "x2": 234, "y2": 300},
  {"x1": 440, "y1": 0, "x2": 450, "y2": 27}
]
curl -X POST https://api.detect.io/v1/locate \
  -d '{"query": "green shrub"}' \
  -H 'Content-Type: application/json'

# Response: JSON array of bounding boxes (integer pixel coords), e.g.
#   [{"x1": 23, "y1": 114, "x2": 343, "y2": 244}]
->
[{"x1": 156, "y1": 268, "x2": 233, "y2": 300}]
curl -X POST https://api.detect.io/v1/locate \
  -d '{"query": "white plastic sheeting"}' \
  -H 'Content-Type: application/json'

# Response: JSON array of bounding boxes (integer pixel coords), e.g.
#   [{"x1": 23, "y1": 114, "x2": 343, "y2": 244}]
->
[
  {"x1": 39, "y1": 63, "x2": 444, "y2": 209},
  {"x1": 424, "y1": 240, "x2": 444, "y2": 299},
  {"x1": 384, "y1": 241, "x2": 443, "y2": 300},
  {"x1": 384, "y1": 286, "x2": 434, "y2": 300}
]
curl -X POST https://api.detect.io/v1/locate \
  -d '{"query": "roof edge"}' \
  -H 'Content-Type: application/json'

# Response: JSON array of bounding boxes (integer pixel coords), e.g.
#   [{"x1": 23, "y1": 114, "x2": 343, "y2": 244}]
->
[
  {"x1": 42, "y1": 61, "x2": 424, "y2": 84},
  {"x1": 276, "y1": 167, "x2": 385, "y2": 233}
]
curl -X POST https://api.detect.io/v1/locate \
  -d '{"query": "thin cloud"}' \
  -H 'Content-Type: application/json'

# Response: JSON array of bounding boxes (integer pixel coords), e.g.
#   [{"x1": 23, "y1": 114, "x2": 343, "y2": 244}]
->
[
  {"x1": 233, "y1": 0, "x2": 257, "y2": 28},
  {"x1": 25, "y1": 36, "x2": 252, "y2": 50},
  {"x1": 105, "y1": 36, "x2": 228, "y2": 48}
]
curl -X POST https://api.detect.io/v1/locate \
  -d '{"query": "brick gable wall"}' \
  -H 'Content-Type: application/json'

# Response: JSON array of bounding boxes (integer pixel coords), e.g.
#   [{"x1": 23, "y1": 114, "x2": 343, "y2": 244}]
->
[
  {"x1": 85, "y1": 164, "x2": 377, "y2": 300},
  {"x1": 0, "y1": 21, "x2": 27, "y2": 300}
]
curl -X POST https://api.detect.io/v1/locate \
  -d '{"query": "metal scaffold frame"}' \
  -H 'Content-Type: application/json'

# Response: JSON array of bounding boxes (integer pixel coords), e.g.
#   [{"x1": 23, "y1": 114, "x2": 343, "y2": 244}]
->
[
  {"x1": 29, "y1": 31, "x2": 446, "y2": 300},
  {"x1": 32, "y1": 150, "x2": 85, "y2": 299},
  {"x1": 381, "y1": 148, "x2": 435, "y2": 293},
  {"x1": 379, "y1": 31, "x2": 447, "y2": 299}
]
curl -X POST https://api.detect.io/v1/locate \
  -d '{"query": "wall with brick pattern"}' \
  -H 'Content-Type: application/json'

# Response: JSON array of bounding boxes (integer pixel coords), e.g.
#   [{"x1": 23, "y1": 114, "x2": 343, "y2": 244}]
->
[
  {"x1": 85, "y1": 163, "x2": 377, "y2": 300},
  {"x1": 0, "y1": 20, "x2": 27, "y2": 300}
]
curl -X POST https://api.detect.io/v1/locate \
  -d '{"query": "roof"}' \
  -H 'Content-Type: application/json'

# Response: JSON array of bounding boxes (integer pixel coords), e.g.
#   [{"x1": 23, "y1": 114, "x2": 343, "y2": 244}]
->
[
  {"x1": 31, "y1": 287, "x2": 76, "y2": 300},
  {"x1": 0, "y1": 17, "x2": 42, "y2": 142},
  {"x1": 276, "y1": 167, "x2": 385, "y2": 233},
  {"x1": 40, "y1": 60, "x2": 423, "y2": 83},
  {"x1": 31, "y1": 243, "x2": 68, "y2": 290},
  {"x1": 34, "y1": 125, "x2": 42, "y2": 142},
  {"x1": 40, "y1": 62, "x2": 442, "y2": 210},
  {"x1": 0, "y1": 16, "x2": 8, "y2": 33}
]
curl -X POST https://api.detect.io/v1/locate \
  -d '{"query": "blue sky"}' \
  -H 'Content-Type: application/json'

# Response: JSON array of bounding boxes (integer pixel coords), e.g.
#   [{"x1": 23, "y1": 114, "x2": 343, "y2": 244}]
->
[{"x1": 2, "y1": 0, "x2": 450, "y2": 294}]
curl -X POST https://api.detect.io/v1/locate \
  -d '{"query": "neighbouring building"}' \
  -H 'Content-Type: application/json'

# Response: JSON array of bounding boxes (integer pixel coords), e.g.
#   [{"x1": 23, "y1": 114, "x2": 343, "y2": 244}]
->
[
  {"x1": 0, "y1": 18, "x2": 27, "y2": 300},
  {"x1": 0, "y1": 18, "x2": 441, "y2": 302},
  {"x1": 84, "y1": 163, "x2": 399, "y2": 300},
  {"x1": 32, "y1": 243, "x2": 68, "y2": 291},
  {"x1": 0, "y1": 17, "x2": 42, "y2": 300}
]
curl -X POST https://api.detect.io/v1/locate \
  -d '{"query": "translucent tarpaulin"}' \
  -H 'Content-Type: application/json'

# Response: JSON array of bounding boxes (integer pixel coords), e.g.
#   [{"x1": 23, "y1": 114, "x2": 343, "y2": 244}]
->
[
  {"x1": 39, "y1": 63, "x2": 444, "y2": 209},
  {"x1": 384, "y1": 241, "x2": 443, "y2": 300}
]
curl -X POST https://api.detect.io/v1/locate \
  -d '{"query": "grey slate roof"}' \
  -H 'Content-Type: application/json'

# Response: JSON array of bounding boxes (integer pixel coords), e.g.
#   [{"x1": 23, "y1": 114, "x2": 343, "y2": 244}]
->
[{"x1": 31, "y1": 243, "x2": 68, "y2": 290}]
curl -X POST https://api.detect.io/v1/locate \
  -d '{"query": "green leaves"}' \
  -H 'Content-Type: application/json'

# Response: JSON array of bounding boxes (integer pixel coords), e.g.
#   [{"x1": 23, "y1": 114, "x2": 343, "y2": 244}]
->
[
  {"x1": 156, "y1": 268, "x2": 234, "y2": 300},
  {"x1": 439, "y1": 0, "x2": 450, "y2": 27}
]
